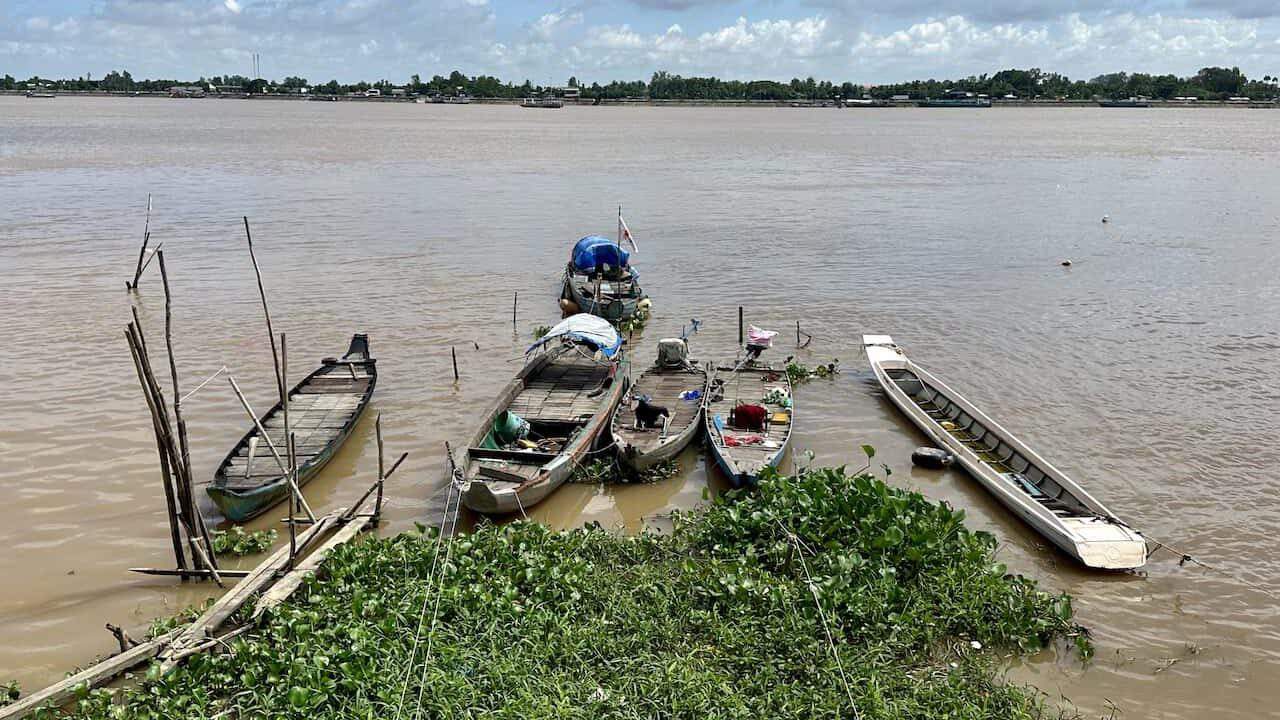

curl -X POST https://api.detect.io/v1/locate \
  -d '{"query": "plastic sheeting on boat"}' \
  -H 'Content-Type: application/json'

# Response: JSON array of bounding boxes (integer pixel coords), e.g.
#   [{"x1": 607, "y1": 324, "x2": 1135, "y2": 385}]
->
[
  {"x1": 572, "y1": 235, "x2": 630, "y2": 274},
  {"x1": 527, "y1": 313, "x2": 622, "y2": 357}
]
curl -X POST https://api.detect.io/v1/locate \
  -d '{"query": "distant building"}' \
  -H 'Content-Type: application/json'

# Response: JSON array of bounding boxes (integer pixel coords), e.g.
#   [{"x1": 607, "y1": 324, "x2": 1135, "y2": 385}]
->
[
  {"x1": 364, "y1": 88, "x2": 381, "y2": 97},
  {"x1": 390, "y1": 87, "x2": 407, "y2": 96},
  {"x1": 561, "y1": 86, "x2": 581, "y2": 100},
  {"x1": 890, "y1": 94, "x2": 910, "y2": 102}
]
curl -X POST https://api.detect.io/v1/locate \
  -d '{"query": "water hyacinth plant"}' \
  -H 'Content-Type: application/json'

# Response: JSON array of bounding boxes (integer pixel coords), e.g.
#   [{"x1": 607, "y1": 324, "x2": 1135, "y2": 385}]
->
[
  {"x1": 211, "y1": 526, "x2": 278, "y2": 556},
  {"x1": 49, "y1": 464, "x2": 1087, "y2": 720}
]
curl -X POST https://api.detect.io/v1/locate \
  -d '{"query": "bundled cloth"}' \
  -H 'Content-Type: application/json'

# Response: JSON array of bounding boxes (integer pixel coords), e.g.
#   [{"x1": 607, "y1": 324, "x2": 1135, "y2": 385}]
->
[
  {"x1": 747, "y1": 326, "x2": 777, "y2": 347},
  {"x1": 731, "y1": 403, "x2": 768, "y2": 431},
  {"x1": 724, "y1": 433, "x2": 765, "y2": 447}
]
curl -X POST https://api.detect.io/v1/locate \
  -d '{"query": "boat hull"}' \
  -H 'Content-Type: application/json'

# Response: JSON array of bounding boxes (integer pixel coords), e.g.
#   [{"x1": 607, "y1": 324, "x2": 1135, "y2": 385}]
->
[
  {"x1": 562, "y1": 268, "x2": 645, "y2": 321},
  {"x1": 612, "y1": 365, "x2": 708, "y2": 472},
  {"x1": 863, "y1": 335, "x2": 1145, "y2": 570},
  {"x1": 703, "y1": 363, "x2": 793, "y2": 489}
]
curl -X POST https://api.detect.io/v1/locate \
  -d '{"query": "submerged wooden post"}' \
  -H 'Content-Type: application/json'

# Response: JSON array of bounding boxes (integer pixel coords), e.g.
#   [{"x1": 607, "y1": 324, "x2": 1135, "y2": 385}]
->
[
  {"x1": 451, "y1": 346, "x2": 459, "y2": 381},
  {"x1": 738, "y1": 306, "x2": 744, "y2": 346},
  {"x1": 512, "y1": 291, "x2": 518, "y2": 329}
]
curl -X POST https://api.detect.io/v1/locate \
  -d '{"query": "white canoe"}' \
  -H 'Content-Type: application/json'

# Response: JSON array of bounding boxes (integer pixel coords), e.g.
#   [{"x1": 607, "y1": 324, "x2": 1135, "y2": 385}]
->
[{"x1": 864, "y1": 335, "x2": 1146, "y2": 570}]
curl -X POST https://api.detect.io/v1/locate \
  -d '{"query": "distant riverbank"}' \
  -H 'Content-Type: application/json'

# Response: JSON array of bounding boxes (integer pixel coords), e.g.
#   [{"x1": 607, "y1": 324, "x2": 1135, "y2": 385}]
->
[{"x1": 4, "y1": 89, "x2": 1277, "y2": 108}]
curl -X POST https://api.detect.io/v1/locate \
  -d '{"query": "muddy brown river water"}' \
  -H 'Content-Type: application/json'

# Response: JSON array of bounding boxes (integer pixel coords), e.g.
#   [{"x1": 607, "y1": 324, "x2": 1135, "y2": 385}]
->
[{"x1": 1, "y1": 96, "x2": 1278, "y2": 718}]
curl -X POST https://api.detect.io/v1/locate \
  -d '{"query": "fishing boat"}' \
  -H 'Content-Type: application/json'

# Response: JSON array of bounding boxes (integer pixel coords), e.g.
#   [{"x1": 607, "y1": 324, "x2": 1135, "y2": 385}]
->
[
  {"x1": 1098, "y1": 97, "x2": 1150, "y2": 108},
  {"x1": 704, "y1": 328, "x2": 794, "y2": 488},
  {"x1": 208, "y1": 335, "x2": 376, "y2": 522},
  {"x1": 560, "y1": 235, "x2": 647, "y2": 322},
  {"x1": 863, "y1": 335, "x2": 1146, "y2": 570},
  {"x1": 611, "y1": 337, "x2": 708, "y2": 471},
  {"x1": 25, "y1": 90, "x2": 56, "y2": 98},
  {"x1": 521, "y1": 96, "x2": 564, "y2": 108},
  {"x1": 918, "y1": 89, "x2": 991, "y2": 108},
  {"x1": 458, "y1": 315, "x2": 628, "y2": 514}
]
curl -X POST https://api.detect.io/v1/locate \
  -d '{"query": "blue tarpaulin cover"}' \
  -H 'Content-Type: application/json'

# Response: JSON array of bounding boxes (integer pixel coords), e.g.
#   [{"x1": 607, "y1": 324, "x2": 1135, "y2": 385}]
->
[
  {"x1": 527, "y1": 314, "x2": 622, "y2": 358},
  {"x1": 572, "y1": 235, "x2": 630, "y2": 274}
]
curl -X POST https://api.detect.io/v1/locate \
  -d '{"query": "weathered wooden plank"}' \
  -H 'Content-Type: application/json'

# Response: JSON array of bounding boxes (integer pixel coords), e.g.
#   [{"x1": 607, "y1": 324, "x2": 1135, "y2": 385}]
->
[
  {"x1": 252, "y1": 502, "x2": 374, "y2": 618},
  {"x1": 0, "y1": 627, "x2": 184, "y2": 720}
]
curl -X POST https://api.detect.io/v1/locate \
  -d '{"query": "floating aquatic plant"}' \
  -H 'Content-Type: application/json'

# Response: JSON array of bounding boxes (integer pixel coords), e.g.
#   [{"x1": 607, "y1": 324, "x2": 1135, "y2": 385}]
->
[
  {"x1": 52, "y1": 462, "x2": 1086, "y2": 720},
  {"x1": 532, "y1": 324, "x2": 551, "y2": 339},
  {"x1": 1, "y1": 681, "x2": 18, "y2": 708},
  {"x1": 785, "y1": 358, "x2": 840, "y2": 385},
  {"x1": 211, "y1": 527, "x2": 278, "y2": 556}
]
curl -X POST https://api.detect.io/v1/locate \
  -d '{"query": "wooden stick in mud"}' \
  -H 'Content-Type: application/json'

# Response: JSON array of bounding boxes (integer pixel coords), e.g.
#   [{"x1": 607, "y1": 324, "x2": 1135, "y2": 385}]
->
[
  {"x1": 512, "y1": 291, "x2": 518, "y2": 329},
  {"x1": 243, "y1": 216, "x2": 284, "y2": 400},
  {"x1": 127, "y1": 193, "x2": 152, "y2": 291},
  {"x1": 452, "y1": 346, "x2": 459, "y2": 381},
  {"x1": 375, "y1": 414, "x2": 385, "y2": 526},
  {"x1": 226, "y1": 375, "x2": 317, "y2": 522},
  {"x1": 124, "y1": 323, "x2": 186, "y2": 571},
  {"x1": 281, "y1": 333, "x2": 297, "y2": 567},
  {"x1": 0, "y1": 627, "x2": 184, "y2": 720},
  {"x1": 158, "y1": 251, "x2": 219, "y2": 574}
]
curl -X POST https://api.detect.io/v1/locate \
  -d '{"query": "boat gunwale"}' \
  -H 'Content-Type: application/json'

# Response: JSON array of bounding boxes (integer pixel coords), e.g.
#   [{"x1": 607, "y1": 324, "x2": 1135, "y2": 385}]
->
[
  {"x1": 703, "y1": 362, "x2": 794, "y2": 485},
  {"x1": 611, "y1": 365, "x2": 708, "y2": 470}
]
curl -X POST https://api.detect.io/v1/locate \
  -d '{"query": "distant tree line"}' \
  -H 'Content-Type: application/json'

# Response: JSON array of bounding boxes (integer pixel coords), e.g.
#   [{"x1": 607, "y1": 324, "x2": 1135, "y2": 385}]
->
[{"x1": 3, "y1": 66, "x2": 1278, "y2": 101}]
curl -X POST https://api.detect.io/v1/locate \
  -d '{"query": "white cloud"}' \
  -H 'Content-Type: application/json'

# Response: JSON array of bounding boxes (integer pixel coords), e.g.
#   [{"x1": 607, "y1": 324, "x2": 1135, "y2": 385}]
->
[
  {"x1": 224, "y1": 0, "x2": 243, "y2": 14},
  {"x1": 531, "y1": 9, "x2": 584, "y2": 41}
]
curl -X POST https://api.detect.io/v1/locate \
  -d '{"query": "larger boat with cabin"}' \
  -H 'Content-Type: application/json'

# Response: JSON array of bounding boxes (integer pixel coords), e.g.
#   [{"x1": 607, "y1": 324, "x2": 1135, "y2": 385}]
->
[
  {"x1": 863, "y1": 335, "x2": 1146, "y2": 570},
  {"x1": 560, "y1": 235, "x2": 648, "y2": 322},
  {"x1": 457, "y1": 315, "x2": 628, "y2": 514},
  {"x1": 918, "y1": 89, "x2": 991, "y2": 108}
]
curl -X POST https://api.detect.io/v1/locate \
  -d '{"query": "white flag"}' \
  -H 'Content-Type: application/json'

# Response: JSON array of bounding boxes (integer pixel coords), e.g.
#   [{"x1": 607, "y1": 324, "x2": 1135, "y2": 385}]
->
[{"x1": 618, "y1": 214, "x2": 639, "y2": 252}]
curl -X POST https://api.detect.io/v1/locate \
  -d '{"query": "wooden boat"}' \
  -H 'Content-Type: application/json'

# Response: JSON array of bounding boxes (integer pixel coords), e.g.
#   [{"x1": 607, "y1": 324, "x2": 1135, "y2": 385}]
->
[
  {"x1": 521, "y1": 97, "x2": 564, "y2": 108},
  {"x1": 611, "y1": 338, "x2": 708, "y2": 471},
  {"x1": 207, "y1": 335, "x2": 376, "y2": 522},
  {"x1": 704, "y1": 356, "x2": 794, "y2": 488},
  {"x1": 560, "y1": 234, "x2": 646, "y2": 322},
  {"x1": 459, "y1": 315, "x2": 628, "y2": 514},
  {"x1": 1098, "y1": 98, "x2": 1150, "y2": 108},
  {"x1": 863, "y1": 335, "x2": 1146, "y2": 570}
]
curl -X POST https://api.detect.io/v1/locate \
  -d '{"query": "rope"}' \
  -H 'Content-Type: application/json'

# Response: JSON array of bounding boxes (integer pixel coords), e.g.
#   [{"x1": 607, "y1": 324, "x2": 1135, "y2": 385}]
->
[
  {"x1": 1145, "y1": 536, "x2": 1278, "y2": 601},
  {"x1": 774, "y1": 519, "x2": 860, "y2": 719},
  {"x1": 412, "y1": 480, "x2": 464, "y2": 720},
  {"x1": 392, "y1": 473, "x2": 461, "y2": 720}
]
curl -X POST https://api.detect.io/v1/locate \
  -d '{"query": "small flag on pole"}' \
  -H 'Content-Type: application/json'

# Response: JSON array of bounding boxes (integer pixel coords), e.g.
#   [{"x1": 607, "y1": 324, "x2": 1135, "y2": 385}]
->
[{"x1": 618, "y1": 211, "x2": 638, "y2": 252}]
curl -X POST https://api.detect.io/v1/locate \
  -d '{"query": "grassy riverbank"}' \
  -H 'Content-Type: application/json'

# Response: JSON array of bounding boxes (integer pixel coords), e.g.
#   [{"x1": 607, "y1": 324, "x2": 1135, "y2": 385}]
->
[{"x1": 48, "y1": 465, "x2": 1086, "y2": 719}]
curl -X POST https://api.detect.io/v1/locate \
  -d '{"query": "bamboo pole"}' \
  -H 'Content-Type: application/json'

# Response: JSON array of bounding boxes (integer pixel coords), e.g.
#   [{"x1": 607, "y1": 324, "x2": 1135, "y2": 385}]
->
[
  {"x1": 512, "y1": 291, "x2": 518, "y2": 329},
  {"x1": 124, "y1": 325, "x2": 186, "y2": 571},
  {"x1": 243, "y1": 216, "x2": 284, "y2": 400},
  {"x1": 226, "y1": 375, "x2": 316, "y2": 521},
  {"x1": 128, "y1": 568, "x2": 251, "y2": 579},
  {"x1": 281, "y1": 333, "x2": 297, "y2": 568},
  {"x1": 127, "y1": 193, "x2": 152, "y2": 291},
  {"x1": 158, "y1": 251, "x2": 219, "y2": 573},
  {"x1": 738, "y1": 306, "x2": 744, "y2": 346},
  {"x1": 375, "y1": 414, "x2": 385, "y2": 527},
  {"x1": 451, "y1": 346, "x2": 459, "y2": 381}
]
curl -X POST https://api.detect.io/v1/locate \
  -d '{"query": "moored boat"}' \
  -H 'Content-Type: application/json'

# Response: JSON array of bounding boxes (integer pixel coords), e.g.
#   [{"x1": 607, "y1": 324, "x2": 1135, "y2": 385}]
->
[
  {"x1": 863, "y1": 335, "x2": 1146, "y2": 570},
  {"x1": 458, "y1": 315, "x2": 628, "y2": 514},
  {"x1": 704, "y1": 329, "x2": 793, "y2": 488},
  {"x1": 918, "y1": 89, "x2": 991, "y2": 108},
  {"x1": 611, "y1": 337, "x2": 708, "y2": 471},
  {"x1": 208, "y1": 335, "x2": 376, "y2": 522},
  {"x1": 1098, "y1": 97, "x2": 1150, "y2": 108},
  {"x1": 521, "y1": 97, "x2": 564, "y2": 108},
  {"x1": 560, "y1": 235, "x2": 647, "y2": 322}
]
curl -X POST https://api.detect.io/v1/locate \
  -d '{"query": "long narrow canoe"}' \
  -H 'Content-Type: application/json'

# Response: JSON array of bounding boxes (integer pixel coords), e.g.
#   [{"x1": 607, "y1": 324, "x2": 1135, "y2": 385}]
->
[
  {"x1": 703, "y1": 361, "x2": 793, "y2": 488},
  {"x1": 611, "y1": 339, "x2": 708, "y2": 472},
  {"x1": 208, "y1": 335, "x2": 376, "y2": 523},
  {"x1": 459, "y1": 315, "x2": 627, "y2": 515},
  {"x1": 863, "y1": 335, "x2": 1145, "y2": 570}
]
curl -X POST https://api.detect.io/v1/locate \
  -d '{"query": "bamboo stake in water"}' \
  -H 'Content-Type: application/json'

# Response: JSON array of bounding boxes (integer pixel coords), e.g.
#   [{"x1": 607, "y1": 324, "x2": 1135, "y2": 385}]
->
[
  {"x1": 375, "y1": 414, "x2": 385, "y2": 527},
  {"x1": 158, "y1": 251, "x2": 219, "y2": 573},
  {"x1": 128, "y1": 194, "x2": 152, "y2": 290},
  {"x1": 244, "y1": 216, "x2": 284, "y2": 400}
]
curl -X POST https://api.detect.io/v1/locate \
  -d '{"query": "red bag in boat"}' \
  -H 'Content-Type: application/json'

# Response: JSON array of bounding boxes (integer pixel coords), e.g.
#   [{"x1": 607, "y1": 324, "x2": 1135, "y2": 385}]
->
[{"x1": 731, "y1": 404, "x2": 767, "y2": 431}]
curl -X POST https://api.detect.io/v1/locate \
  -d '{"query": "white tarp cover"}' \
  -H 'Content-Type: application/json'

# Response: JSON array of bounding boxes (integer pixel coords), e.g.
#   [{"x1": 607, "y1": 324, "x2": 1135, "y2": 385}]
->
[{"x1": 527, "y1": 314, "x2": 622, "y2": 357}]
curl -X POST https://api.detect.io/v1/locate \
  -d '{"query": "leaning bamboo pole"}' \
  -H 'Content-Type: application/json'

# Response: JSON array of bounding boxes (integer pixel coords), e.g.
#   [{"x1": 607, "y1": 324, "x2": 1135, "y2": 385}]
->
[{"x1": 126, "y1": 194, "x2": 152, "y2": 291}]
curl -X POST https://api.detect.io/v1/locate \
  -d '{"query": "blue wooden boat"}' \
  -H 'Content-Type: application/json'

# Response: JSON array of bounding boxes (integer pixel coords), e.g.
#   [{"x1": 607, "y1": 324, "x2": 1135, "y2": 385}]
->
[
  {"x1": 207, "y1": 335, "x2": 376, "y2": 522},
  {"x1": 559, "y1": 235, "x2": 647, "y2": 322},
  {"x1": 703, "y1": 360, "x2": 793, "y2": 488}
]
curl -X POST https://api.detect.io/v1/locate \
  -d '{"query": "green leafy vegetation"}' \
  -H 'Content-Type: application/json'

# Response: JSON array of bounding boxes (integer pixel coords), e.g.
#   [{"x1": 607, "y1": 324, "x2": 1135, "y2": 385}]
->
[
  {"x1": 785, "y1": 358, "x2": 840, "y2": 386},
  {"x1": 50, "y1": 464, "x2": 1086, "y2": 720},
  {"x1": 616, "y1": 304, "x2": 650, "y2": 335},
  {"x1": 146, "y1": 598, "x2": 215, "y2": 640},
  {"x1": 1, "y1": 680, "x2": 19, "y2": 708},
  {"x1": 570, "y1": 457, "x2": 679, "y2": 485},
  {"x1": 532, "y1": 324, "x2": 552, "y2": 340},
  {"x1": 211, "y1": 527, "x2": 278, "y2": 556}
]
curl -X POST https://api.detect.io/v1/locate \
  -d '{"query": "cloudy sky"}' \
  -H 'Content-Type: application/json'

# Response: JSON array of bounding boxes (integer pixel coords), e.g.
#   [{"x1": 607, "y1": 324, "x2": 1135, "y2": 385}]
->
[{"x1": 3, "y1": 0, "x2": 1279, "y2": 84}]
